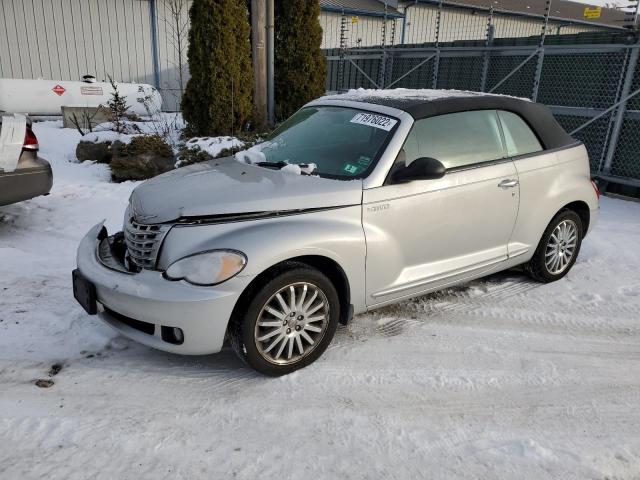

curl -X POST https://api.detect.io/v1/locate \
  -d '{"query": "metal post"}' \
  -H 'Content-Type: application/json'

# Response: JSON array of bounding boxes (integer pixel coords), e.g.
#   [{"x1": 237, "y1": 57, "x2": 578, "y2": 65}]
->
[
  {"x1": 251, "y1": 0, "x2": 268, "y2": 128},
  {"x1": 531, "y1": 0, "x2": 551, "y2": 101},
  {"x1": 601, "y1": 45, "x2": 640, "y2": 176},
  {"x1": 432, "y1": 0, "x2": 443, "y2": 89},
  {"x1": 386, "y1": 11, "x2": 397, "y2": 88},
  {"x1": 266, "y1": 0, "x2": 275, "y2": 125},
  {"x1": 148, "y1": 0, "x2": 161, "y2": 90},
  {"x1": 338, "y1": 11, "x2": 348, "y2": 91},
  {"x1": 480, "y1": 7, "x2": 494, "y2": 92},
  {"x1": 378, "y1": 3, "x2": 388, "y2": 89}
]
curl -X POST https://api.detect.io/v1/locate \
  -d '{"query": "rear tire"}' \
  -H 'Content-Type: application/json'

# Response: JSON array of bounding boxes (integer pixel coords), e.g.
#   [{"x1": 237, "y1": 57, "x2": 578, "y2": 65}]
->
[
  {"x1": 525, "y1": 209, "x2": 583, "y2": 283},
  {"x1": 229, "y1": 264, "x2": 340, "y2": 376}
]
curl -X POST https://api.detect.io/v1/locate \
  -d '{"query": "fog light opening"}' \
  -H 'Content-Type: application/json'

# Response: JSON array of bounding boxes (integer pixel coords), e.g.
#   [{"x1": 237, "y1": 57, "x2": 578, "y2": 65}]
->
[{"x1": 161, "y1": 326, "x2": 184, "y2": 345}]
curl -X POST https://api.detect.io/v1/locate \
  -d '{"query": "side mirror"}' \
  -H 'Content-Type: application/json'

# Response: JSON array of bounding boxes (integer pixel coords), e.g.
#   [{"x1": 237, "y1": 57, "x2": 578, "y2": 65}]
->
[{"x1": 391, "y1": 157, "x2": 446, "y2": 183}]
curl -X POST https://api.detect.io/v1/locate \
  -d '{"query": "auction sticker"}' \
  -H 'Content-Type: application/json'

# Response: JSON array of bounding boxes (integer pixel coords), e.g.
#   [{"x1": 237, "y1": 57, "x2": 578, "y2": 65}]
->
[{"x1": 350, "y1": 113, "x2": 397, "y2": 131}]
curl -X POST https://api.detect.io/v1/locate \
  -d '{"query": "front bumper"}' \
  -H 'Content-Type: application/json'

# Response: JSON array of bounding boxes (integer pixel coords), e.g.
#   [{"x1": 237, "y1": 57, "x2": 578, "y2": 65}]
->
[{"x1": 76, "y1": 222, "x2": 253, "y2": 355}]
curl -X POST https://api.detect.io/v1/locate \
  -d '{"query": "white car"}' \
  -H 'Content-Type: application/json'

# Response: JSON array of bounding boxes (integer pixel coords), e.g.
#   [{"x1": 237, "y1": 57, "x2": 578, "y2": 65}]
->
[
  {"x1": 73, "y1": 89, "x2": 599, "y2": 375},
  {"x1": 0, "y1": 115, "x2": 52, "y2": 206}
]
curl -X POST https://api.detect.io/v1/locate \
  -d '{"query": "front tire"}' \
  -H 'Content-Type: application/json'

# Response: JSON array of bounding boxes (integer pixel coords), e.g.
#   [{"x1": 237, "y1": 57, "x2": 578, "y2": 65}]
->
[
  {"x1": 229, "y1": 265, "x2": 340, "y2": 376},
  {"x1": 525, "y1": 209, "x2": 583, "y2": 283}
]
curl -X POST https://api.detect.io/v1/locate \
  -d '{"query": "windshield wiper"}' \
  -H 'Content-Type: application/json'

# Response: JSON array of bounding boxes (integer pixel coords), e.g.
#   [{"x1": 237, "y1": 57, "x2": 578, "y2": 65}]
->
[
  {"x1": 255, "y1": 161, "x2": 288, "y2": 169},
  {"x1": 254, "y1": 161, "x2": 316, "y2": 175}
]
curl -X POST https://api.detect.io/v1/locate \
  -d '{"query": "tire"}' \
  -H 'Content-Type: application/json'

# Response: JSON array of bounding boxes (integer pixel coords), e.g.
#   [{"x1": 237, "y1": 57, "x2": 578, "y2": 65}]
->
[
  {"x1": 525, "y1": 209, "x2": 584, "y2": 283},
  {"x1": 229, "y1": 264, "x2": 340, "y2": 376}
]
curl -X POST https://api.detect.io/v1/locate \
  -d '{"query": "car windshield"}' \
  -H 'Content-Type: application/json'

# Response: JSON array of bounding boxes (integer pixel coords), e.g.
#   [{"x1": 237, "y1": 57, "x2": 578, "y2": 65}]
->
[{"x1": 237, "y1": 106, "x2": 398, "y2": 179}]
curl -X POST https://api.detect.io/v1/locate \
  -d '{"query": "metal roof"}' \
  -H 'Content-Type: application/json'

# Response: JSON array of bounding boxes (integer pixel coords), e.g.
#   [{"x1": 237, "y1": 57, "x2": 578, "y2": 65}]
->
[
  {"x1": 320, "y1": 0, "x2": 404, "y2": 18},
  {"x1": 405, "y1": 0, "x2": 629, "y2": 29},
  {"x1": 320, "y1": 0, "x2": 629, "y2": 29}
]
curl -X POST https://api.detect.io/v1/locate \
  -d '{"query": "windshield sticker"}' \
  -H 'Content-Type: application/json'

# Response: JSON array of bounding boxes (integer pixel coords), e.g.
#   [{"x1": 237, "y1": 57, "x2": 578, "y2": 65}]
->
[
  {"x1": 343, "y1": 163, "x2": 363, "y2": 175},
  {"x1": 350, "y1": 113, "x2": 397, "y2": 131},
  {"x1": 357, "y1": 155, "x2": 371, "y2": 167}
]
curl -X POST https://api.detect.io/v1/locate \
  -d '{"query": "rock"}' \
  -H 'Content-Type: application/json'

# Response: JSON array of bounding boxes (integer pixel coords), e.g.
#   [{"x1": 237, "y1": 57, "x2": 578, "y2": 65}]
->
[
  {"x1": 110, "y1": 153, "x2": 175, "y2": 181},
  {"x1": 35, "y1": 379, "x2": 54, "y2": 388},
  {"x1": 76, "y1": 140, "x2": 115, "y2": 164}
]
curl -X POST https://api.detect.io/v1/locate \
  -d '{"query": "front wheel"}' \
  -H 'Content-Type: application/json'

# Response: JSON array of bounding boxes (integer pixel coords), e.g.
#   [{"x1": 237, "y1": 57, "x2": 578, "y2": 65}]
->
[
  {"x1": 525, "y1": 209, "x2": 583, "y2": 283},
  {"x1": 229, "y1": 265, "x2": 340, "y2": 376}
]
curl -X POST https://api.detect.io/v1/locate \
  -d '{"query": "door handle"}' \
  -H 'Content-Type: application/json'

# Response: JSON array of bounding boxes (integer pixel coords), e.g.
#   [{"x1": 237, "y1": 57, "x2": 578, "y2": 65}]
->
[{"x1": 498, "y1": 179, "x2": 519, "y2": 189}]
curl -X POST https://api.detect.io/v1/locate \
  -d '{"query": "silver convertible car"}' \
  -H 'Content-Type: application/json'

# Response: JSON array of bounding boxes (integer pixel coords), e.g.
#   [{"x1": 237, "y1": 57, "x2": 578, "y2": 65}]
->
[{"x1": 73, "y1": 89, "x2": 599, "y2": 375}]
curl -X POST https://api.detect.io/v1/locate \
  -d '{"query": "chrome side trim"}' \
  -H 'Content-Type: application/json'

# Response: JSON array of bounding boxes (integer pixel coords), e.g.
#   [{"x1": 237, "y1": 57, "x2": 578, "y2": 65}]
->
[
  {"x1": 371, "y1": 254, "x2": 507, "y2": 298},
  {"x1": 175, "y1": 205, "x2": 358, "y2": 226}
]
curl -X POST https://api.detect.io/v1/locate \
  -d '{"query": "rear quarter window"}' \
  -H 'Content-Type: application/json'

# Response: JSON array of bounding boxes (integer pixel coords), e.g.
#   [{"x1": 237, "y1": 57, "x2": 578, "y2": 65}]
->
[{"x1": 498, "y1": 110, "x2": 543, "y2": 157}]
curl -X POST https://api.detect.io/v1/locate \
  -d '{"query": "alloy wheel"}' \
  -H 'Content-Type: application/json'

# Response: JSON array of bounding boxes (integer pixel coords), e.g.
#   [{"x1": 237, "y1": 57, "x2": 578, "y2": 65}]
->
[
  {"x1": 545, "y1": 219, "x2": 578, "y2": 275},
  {"x1": 254, "y1": 282, "x2": 330, "y2": 365}
]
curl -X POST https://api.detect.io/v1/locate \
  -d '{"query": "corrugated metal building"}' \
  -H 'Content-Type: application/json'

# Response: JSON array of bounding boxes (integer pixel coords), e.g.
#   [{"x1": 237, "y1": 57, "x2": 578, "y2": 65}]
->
[
  {"x1": 0, "y1": 0, "x2": 628, "y2": 111},
  {"x1": 319, "y1": 0, "x2": 628, "y2": 48},
  {"x1": 0, "y1": 0, "x2": 190, "y2": 111}
]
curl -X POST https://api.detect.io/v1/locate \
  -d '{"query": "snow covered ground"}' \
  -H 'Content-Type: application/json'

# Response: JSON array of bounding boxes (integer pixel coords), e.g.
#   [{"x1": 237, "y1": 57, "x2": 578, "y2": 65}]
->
[{"x1": 1, "y1": 121, "x2": 640, "y2": 479}]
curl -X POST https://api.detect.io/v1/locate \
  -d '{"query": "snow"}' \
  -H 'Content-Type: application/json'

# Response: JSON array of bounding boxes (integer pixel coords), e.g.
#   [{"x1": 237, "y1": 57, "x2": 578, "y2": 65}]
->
[
  {"x1": 81, "y1": 130, "x2": 135, "y2": 144},
  {"x1": 322, "y1": 87, "x2": 531, "y2": 103},
  {"x1": 83, "y1": 114, "x2": 185, "y2": 150},
  {"x1": 234, "y1": 142, "x2": 268, "y2": 164},
  {"x1": 234, "y1": 141, "x2": 318, "y2": 175},
  {"x1": 186, "y1": 135, "x2": 244, "y2": 158},
  {"x1": 280, "y1": 163, "x2": 318, "y2": 175},
  {"x1": 280, "y1": 163, "x2": 302, "y2": 175},
  {"x1": 1, "y1": 121, "x2": 640, "y2": 479}
]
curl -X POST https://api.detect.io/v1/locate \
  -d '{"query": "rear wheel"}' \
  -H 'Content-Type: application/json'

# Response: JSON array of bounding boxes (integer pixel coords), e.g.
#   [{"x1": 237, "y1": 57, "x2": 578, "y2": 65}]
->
[
  {"x1": 229, "y1": 265, "x2": 340, "y2": 376},
  {"x1": 525, "y1": 209, "x2": 583, "y2": 283}
]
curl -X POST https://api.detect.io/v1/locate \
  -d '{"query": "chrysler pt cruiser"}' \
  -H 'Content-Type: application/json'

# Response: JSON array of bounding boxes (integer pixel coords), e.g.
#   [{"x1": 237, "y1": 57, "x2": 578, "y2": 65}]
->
[{"x1": 73, "y1": 89, "x2": 599, "y2": 375}]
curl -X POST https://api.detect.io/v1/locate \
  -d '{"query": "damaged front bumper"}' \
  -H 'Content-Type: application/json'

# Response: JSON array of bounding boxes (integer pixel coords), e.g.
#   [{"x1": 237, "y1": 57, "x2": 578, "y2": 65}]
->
[{"x1": 74, "y1": 222, "x2": 253, "y2": 355}]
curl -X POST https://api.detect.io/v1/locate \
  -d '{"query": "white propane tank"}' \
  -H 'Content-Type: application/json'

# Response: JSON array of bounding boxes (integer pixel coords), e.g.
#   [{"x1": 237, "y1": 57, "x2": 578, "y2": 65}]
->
[{"x1": 0, "y1": 78, "x2": 163, "y2": 116}]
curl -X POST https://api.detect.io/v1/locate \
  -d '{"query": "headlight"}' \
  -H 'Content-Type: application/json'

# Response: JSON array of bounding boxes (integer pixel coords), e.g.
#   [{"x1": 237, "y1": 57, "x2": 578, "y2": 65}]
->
[{"x1": 164, "y1": 250, "x2": 247, "y2": 286}]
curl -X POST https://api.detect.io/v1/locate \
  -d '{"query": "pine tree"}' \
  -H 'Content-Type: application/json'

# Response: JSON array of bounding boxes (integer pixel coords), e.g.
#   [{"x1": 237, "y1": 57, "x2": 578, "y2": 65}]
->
[
  {"x1": 182, "y1": 0, "x2": 253, "y2": 136},
  {"x1": 106, "y1": 76, "x2": 129, "y2": 134},
  {"x1": 274, "y1": 0, "x2": 327, "y2": 121}
]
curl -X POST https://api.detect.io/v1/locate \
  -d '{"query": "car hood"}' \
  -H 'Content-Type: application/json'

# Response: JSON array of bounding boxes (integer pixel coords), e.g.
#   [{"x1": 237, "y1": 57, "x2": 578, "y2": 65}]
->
[{"x1": 129, "y1": 157, "x2": 364, "y2": 224}]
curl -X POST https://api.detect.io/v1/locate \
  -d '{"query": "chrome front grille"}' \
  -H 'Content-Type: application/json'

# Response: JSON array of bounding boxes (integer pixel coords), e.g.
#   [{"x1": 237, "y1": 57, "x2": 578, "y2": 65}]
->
[{"x1": 123, "y1": 217, "x2": 171, "y2": 269}]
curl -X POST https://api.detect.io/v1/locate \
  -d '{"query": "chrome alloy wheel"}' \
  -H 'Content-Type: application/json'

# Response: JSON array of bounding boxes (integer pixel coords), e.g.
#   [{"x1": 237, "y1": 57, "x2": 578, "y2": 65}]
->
[
  {"x1": 254, "y1": 282, "x2": 330, "y2": 365},
  {"x1": 545, "y1": 219, "x2": 578, "y2": 275}
]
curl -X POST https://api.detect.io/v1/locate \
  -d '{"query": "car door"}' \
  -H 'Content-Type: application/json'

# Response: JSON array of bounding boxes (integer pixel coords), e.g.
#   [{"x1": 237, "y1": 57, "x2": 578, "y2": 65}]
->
[
  {"x1": 495, "y1": 110, "x2": 547, "y2": 258},
  {"x1": 362, "y1": 109, "x2": 520, "y2": 307}
]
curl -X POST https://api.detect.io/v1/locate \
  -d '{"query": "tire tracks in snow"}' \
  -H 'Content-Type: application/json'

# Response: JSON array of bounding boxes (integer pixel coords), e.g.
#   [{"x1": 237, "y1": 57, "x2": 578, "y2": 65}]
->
[
  {"x1": 332, "y1": 272, "x2": 640, "y2": 347},
  {"x1": 337, "y1": 274, "x2": 541, "y2": 341}
]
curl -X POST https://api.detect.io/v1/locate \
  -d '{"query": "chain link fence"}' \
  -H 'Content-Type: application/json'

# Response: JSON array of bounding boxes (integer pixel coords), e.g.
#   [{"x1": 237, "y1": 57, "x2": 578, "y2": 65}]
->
[{"x1": 323, "y1": 4, "x2": 640, "y2": 192}]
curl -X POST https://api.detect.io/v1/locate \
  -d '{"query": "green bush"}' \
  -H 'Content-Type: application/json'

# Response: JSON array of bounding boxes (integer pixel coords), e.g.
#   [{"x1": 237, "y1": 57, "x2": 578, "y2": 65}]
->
[
  {"x1": 119, "y1": 135, "x2": 174, "y2": 159},
  {"x1": 110, "y1": 135, "x2": 176, "y2": 181},
  {"x1": 182, "y1": 0, "x2": 254, "y2": 136},
  {"x1": 274, "y1": 0, "x2": 327, "y2": 120},
  {"x1": 177, "y1": 145, "x2": 214, "y2": 167}
]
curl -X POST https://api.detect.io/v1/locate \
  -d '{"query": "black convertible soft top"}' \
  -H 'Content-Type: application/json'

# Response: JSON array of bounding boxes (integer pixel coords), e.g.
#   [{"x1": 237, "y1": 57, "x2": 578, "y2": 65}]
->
[{"x1": 320, "y1": 89, "x2": 576, "y2": 151}]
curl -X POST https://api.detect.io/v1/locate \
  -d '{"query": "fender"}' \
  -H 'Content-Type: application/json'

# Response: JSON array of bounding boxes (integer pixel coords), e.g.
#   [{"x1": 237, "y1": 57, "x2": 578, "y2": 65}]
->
[{"x1": 157, "y1": 205, "x2": 367, "y2": 313}]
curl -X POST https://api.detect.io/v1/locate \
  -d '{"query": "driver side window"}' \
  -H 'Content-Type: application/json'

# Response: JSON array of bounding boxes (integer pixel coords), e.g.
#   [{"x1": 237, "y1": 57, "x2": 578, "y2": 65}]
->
[{"x1": 399, "y1": 110, "x2": 506, "y2": 169}]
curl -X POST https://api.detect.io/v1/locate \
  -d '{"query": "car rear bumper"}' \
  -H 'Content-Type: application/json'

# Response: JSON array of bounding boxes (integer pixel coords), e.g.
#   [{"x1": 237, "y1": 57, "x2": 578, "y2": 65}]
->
[
  {"x1": 0, "y1": 158, "x2": 53, "y2": 206},
  {"x1": 76, "y1": 222, "x2": 253, "y2": 355}
]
